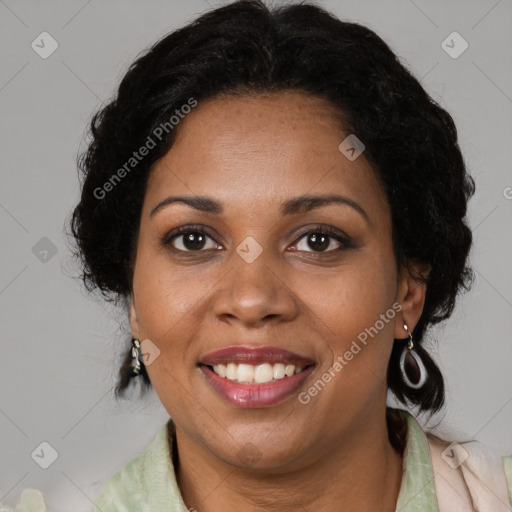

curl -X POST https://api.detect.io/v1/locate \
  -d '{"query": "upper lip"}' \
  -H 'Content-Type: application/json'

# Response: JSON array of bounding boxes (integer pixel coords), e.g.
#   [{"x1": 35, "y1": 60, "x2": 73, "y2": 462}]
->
[{"x1": 200, "y1": 346, "x2": 316, "y2": 367}]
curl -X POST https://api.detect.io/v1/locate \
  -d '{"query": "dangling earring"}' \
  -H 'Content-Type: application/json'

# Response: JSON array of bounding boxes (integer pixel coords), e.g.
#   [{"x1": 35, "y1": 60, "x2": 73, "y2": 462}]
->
[
  {"x1": 130, "y1": 338, "x2": 142, "y2": 377},
  {"x1": 399, "y1": 324, "x2": 427, "y2": 389}
]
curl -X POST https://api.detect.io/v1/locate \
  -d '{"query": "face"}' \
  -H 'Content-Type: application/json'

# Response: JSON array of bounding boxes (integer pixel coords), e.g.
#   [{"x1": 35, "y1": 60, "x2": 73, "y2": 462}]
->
[{"x1": 130, "y1": 91, "x2": 424, "y2": 470}]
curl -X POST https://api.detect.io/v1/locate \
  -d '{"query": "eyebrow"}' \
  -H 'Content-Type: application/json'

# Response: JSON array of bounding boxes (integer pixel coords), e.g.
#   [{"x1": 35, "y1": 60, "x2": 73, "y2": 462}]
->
[{"x1": 149, "y1": 193, "x2": 369, "y2": 223}]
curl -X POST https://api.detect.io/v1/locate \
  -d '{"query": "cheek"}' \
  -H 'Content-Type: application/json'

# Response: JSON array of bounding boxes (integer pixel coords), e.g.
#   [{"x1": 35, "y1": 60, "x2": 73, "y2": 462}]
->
[
  {"x1": 302, "y1": 246, "x2": 398, "y2": 375},
  {"x1": 131, "y1": 245, "x2": 206, "y2": 364},
  {"x1": 131, "y1": 255, "x2": 208, "y2": 417}
]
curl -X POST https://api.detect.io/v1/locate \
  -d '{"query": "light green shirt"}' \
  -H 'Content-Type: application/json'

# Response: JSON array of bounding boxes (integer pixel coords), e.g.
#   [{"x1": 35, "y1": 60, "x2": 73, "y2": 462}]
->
[{"x1": 93, "y1": 411, "x2": 512, "y2": 511}]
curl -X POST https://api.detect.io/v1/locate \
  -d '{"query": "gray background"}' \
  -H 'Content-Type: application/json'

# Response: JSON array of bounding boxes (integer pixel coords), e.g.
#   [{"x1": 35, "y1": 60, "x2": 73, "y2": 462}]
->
[{"x1": 1, "y1": 0, "x2": 511, "y2": 510}]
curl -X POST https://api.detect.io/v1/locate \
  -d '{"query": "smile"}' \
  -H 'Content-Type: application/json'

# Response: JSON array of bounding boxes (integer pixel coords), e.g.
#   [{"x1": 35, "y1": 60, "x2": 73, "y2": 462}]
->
[
  {"x1": 209, "y1": 362, "x2": 308, "y2": 384},
  {"x1": 199, "y1": 363, "x2": 316, "y2": 408}
]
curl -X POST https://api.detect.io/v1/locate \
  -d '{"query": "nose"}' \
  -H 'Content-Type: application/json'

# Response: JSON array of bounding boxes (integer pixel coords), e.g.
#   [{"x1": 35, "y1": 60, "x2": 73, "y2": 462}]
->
[{"x1": 211, "y1": 245, "x2": 299, "y2": 328}]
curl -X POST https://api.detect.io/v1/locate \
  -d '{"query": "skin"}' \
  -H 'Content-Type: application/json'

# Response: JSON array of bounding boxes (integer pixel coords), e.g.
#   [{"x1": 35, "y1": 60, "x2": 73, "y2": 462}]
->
[{"x1": 129, "y1": 91, "x2": 428, "y2": 512}]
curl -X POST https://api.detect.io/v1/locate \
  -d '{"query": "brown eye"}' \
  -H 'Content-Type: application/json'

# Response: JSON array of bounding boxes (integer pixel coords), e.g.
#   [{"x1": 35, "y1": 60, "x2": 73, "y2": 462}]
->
[
  {"x1": 162, "y1": 227, "x2": 220, "y2": 252},
  {"x1": 293, "y1": 227, "x2": 349, "y2": 253}
]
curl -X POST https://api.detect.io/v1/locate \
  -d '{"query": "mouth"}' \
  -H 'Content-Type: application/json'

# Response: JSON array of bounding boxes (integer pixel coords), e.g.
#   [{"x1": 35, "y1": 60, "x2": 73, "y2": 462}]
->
[
  {"x1": 198, "y1": 345, "x2": 316, "y2": 407},
  {"x1": 200, "y1": 361, "x2": 314, "y2": 384}
]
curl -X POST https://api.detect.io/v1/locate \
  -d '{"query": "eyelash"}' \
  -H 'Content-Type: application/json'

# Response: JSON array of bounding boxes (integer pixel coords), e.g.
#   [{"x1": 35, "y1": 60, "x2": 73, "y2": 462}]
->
[{"x1": 160, "y1": 224, "x2": 352, "y2": 255}]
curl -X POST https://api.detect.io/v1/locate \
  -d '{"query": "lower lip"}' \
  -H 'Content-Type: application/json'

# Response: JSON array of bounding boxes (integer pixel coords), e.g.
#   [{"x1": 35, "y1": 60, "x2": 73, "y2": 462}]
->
[{"x1": 199, "y1": 364, "x2": 315, "y2": 408}]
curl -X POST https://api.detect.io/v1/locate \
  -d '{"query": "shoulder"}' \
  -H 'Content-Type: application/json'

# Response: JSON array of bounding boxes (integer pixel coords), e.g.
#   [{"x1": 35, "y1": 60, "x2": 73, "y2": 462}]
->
[
  {"x1": 427, "y1": 433, "x2": 512, "y2": 511},
  {"x1": 93, "y1": 446, "x2": 148, "y2": 511},
  {"x1": 93, "y1": 421, "x2": 172, "y2": 512},
  {"x1": 396, "y1": 410, "x2": 512, "y2": 510}
]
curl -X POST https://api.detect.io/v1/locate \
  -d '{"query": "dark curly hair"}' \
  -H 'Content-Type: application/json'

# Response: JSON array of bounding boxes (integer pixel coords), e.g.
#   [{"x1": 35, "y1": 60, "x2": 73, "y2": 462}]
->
[{"x1": 69, "y1": 0, "x2": 474, "y2": 424}]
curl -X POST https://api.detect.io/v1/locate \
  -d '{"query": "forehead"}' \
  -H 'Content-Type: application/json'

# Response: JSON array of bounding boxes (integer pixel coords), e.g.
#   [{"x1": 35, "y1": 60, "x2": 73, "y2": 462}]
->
[{"x1": 145, "y1": 91, "x2": 387, "y2": 218}]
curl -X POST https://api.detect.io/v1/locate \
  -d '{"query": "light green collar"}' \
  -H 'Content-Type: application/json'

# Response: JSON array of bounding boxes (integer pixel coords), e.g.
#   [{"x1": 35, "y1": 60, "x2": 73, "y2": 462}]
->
[
  {"x1": 395, "y1": 410, "x2": 439, "y2": 511},
  {"x1": 141, "y1": 419, "x2": 188, "y2": 511},
  {"x1": 95, "y1": 409, "x2": 439, "y2": 511}
]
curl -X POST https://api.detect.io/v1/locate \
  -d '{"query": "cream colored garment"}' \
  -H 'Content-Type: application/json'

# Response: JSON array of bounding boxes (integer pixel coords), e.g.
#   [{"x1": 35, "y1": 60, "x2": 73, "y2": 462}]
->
[{"x1": 429, "y1": 435, "x2": 512, "y2": 511}]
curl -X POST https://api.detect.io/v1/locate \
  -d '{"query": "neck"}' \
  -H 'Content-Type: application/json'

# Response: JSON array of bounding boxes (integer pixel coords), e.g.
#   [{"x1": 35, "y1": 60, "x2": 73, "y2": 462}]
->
[{"x1": 174, "y1": 407, "x2": 403, "y2": 512}]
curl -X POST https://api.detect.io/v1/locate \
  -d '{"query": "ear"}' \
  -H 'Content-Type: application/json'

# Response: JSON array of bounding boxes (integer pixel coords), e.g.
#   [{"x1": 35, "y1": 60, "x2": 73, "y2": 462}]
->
[
  {"x1": 394, "y1": 260, "x2": 430, "y2": 339},
  {"x1": 129, "y1": 293, "x2": 140, "y2": 340}
]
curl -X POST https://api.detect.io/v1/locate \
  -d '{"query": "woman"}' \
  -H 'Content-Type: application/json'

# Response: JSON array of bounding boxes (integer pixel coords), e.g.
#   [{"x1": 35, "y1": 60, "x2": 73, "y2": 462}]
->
[{"x1": 69, "y1": 1, "x2": 512, "y2": 510}]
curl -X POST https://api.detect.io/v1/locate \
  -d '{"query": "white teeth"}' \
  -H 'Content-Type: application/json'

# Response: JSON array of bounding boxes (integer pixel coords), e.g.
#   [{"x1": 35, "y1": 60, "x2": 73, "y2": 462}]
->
[
  {"x1": 254, "y1": 363, "x2": 273, "y2": 383},
  {"x1": 273, "y1": 363, "x2": 285, "y2": 379},
  {"x1": 236, "y1": 363, "x2": 254, "y2": 383},
  {"x1": 226, "y1": 363, "x2": 237, "y2": 380},
  {"x1": 211, "y1": 362, "x2": 308, "y2": 384},
  {"x1": 285, "y1": 364, "x2": 295, "y2": 377},
  {"x1": 216, "y1": 364, "x2": 227, "y2": 378}
]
